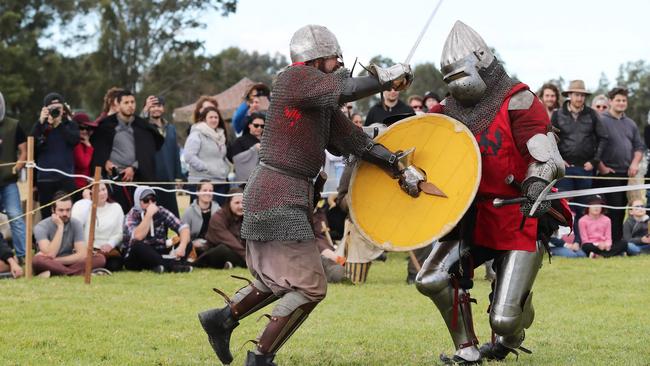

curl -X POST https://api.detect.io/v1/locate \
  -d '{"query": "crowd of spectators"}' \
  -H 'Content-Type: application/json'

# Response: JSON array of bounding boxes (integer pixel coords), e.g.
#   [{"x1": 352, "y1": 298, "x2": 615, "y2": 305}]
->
[{"x1": 0, "y1": 77, "x2": 648, "y2": 280}]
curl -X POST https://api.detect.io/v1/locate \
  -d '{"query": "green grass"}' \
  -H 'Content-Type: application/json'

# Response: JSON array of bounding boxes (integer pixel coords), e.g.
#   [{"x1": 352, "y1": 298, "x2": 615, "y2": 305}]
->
[{"x1": 2, "y1": 254, "x2": 650, "y2": 365}]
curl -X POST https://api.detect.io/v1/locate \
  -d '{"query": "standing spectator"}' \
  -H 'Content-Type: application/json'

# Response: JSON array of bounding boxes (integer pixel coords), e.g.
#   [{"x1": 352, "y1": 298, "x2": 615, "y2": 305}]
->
[
  {"x1": 32, "y1": 191, "x2": 107, "y2": 276},
  {"x1": 551, "y1": 80, "x2": 608, "y2": 239},
  {"x1": 142, "y1": 95, "x2": 183, "y2": 217},
  {"x1": 364, "y1": 89, "x2": 414, "y2": 126},
  {"x1": 71, "y1": 183, "x2": 125, "y2": 271},
  {"x1": 181, "y1": 180, "x2": 219, "y2": 255},
  {"x1": 537, "y1": 83, "x2": 561, "y2": 118},
  {"x1": 184, "y1": 106, "x2": 231, "y2": 206},
  {"x1": 72, "y1": 112, "x2": 98, "y2": 191},
  {"x1": 197, "y1": 187, "x2": 246, "y2": 269},
  {"x1": 90, "y1": 90, "x2": 163, "y2": 213},
  {"x1": 0, "y1": 91, "x2": 27, "y2": 262},
  {"x1": 578, "y1": 195, "x2": 627, "y2": 258},
  {"x1": 407, "y1": 95, "x2": 425, "y2": 115},
  {"x1": 191, "y1": 96, "x2": 236, "y2": 145},
  {"x1": 422, "y1": 91, "x2": 441, "y2": 112},
  {"x1": 0, "y1": 233, "x2": 23, "y2": 278},
  {"x1": 123, "y1": 186, "x2": 192, "y2": 273},
  {"x1": 230, "y1": 112, "x2": 264, "y2": 183},
  {"x1": 95, "y1": 87, "x2": 123, "y2": 124},
  {"x1": 591, "y1": 94, "x2": 609, "y2": 115},
  {"x1": 622, "y1": 199, "x2": 650, "y2": 255},
  {"x1": 31, "y1": 92, "x2": 79, "y2": 218},
  {"x1": 596, "y1": 86, "x2": 645, "y2": 241},
  {"x1": 232, "y1": 83, "x2": 270, "y2": 134}
]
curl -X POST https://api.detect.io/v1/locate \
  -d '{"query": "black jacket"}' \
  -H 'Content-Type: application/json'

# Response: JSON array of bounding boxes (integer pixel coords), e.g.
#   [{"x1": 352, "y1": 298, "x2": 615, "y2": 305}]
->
[
  {"x1": 551, "y1": 101, "x2": 608, "y2": 166},
  {"x1": 364, "y1": 99, "x2": 414, "y2": 126},
  {"x1": 90, "y1": 114, "x2": 163, "y2": 182}
]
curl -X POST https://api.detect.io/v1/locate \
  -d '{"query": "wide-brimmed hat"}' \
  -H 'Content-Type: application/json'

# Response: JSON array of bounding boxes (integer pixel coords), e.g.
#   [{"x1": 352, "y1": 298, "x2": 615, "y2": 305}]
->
[
  {"x1": 72, "y1": 112, "x2": 99, "y2": 128},
  {"x1": 561, "y1": 80, "x2": 591, "y2": 97}
]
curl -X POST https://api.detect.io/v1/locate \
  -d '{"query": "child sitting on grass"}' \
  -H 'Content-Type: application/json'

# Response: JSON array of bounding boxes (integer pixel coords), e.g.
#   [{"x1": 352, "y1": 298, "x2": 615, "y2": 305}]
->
[
  {"x1": 622, "y1": 199, "x2": 650, "y2": 255},
  {"x1": 578, "y1": 195, "x2": 627, "y2": 258}
]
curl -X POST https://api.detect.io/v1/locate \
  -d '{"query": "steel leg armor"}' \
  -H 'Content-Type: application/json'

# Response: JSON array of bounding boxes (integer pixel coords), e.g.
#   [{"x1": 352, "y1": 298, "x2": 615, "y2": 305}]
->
[{"x1": 415, "y1": 241, "x2": 481, "y2": 362}]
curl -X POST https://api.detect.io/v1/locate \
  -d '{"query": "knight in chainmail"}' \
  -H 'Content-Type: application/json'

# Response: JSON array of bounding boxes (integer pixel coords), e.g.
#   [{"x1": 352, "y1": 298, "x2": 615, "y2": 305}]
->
[
  {"x1": 198, "y1": 24, "x2": 418, "y2": 366},
  {"x1": 415, "y1": 21, "x2": 571, "y2": 364}
]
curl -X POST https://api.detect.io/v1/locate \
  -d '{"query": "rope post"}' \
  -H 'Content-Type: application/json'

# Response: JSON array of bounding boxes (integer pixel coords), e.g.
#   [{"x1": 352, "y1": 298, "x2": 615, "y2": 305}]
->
[
  {"x1": 25, "y1": 137, "x2": 34, "y2": 279},
  {"x1": 84, "y1": 167, "x2": 102, "y2": 284}
]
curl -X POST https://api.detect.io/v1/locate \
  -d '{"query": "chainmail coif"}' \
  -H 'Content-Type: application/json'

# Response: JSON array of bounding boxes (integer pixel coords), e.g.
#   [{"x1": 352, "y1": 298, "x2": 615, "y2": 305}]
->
[
  {"x1": 242, "y1": 65, "x2": 372, "y2": 242},
  {"x1": 444, "y1": 59, "x2": 518, "y2": 135}
]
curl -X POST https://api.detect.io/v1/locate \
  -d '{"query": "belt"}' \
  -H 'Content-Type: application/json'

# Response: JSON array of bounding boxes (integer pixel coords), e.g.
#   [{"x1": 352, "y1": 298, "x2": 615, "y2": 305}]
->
[{"x1": 259, "y1": 161, "x2": 311, "y2": 181}]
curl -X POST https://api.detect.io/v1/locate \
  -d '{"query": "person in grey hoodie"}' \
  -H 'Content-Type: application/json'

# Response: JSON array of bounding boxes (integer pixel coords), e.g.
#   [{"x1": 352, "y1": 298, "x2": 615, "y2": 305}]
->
[
  {"x1": 622, "y1": 199, "x2": 650, "y2": 255},
  {"x1": 183, "y1": 106, "x2": 231, "y2": 206}
]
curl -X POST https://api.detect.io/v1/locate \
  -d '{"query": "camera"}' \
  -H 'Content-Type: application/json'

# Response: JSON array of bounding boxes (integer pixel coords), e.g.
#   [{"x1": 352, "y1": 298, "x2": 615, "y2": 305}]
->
[
  {"x1": 110, "y1": 167, "x2": 124, "y2": 181},
  {"x1": 48, "y1": 106, "x2": 61, "y2": 118}
]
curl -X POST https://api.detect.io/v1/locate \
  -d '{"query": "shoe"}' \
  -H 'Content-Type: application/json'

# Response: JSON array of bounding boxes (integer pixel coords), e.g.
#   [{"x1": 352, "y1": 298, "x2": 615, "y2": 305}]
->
[
  {"x1": 439, "y1": 353, "x2": 481, "y2": 365},
  {"x1": 375, "y1": 252, "x2": 387, "y2": 262},
  {"x1": 198, "y1": 307, "x2": 239, "y2": 365},
  {"x1": 245, "y1": 350, "x2": 277, "y2": 366},
  {"x1": 171, "y1": 264, "x2": 193, "y2": 273},
  {"x1": 36, "y1": 270, "x2": 51, "y2": 278},
  {"x1": 479, "y1": 341, "x2": 531, "y2": 361},
  {"x1": 91, "y1": 268, "x2": 112, "y2": 276},
  {"x1": 17, "y1": 256, "x2": 25, "y2": 266},
  {"x1": 152, "y1": 265, "x2": 165, "y2": 274},
  {"x1": 406, "y1": 273, "x2": 416, "y2": 285},
  {"x1": 223, "y1": 261, "x2": 233, "y2": 270}
]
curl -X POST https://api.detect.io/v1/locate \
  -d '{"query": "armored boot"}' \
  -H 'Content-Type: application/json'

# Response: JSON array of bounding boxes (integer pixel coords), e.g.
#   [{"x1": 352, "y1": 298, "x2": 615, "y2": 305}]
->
[
  {"x1": 479, "y1": 331, "x2": 531, "y2": 361},
  {"x1": 249, "y1": 301, "x2": 319, "y2": 363},
  {"x1": 435, "y1": 286, "x2": 482, "y2": 365},
  {"x1": 199, "y1": 280, "x2": 277, "y2": 365},
  {"x1": 244, "y1": 351, "x2": 276, "y2": 366}
]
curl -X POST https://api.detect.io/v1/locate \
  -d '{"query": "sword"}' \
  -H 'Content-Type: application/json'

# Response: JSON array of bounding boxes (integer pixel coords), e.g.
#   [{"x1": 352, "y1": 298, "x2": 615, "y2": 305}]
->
[
  {"x1": 493, "y1": 179, "x2": 645, "y2": 208},
  {"x1": 404, "y1": 0, "x2": 445, "y2": 64}
]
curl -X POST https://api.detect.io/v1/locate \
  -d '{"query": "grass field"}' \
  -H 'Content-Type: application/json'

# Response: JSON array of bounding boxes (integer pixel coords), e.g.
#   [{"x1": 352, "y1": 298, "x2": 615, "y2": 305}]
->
[{"x1": 2, "y1": 253, "x2": 650, "y2": 365}]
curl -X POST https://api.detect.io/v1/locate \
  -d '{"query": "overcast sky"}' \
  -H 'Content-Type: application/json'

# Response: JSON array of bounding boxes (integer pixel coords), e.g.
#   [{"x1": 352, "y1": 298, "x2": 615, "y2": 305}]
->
[{"x1": 187, "y1": 0, "x2": 649, "y2": 92}]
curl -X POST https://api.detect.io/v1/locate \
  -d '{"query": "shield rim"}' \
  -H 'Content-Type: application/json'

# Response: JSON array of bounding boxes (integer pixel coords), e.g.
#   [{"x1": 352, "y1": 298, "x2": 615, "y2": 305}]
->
[{"x1": 348, "y1": 113, "x2": 482, "y2": 251}]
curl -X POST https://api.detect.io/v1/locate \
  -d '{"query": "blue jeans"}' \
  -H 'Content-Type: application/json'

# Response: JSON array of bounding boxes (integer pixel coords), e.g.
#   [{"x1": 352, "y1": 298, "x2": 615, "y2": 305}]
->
[
  {"x1": 627, "y1": 242, "x2": 650, "y2": 256},
  {"x1": 0, "y1": 183, "x2": 25, "y2": 257},
  {"x1": 550, "y1": 246, "x2": 587, "y2": 258}
]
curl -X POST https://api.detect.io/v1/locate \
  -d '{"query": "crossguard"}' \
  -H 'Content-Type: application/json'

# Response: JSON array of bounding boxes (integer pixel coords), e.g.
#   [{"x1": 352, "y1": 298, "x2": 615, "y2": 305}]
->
[
  {"x1": 528, "y1": 179, "x2": 557, "y2": 216},
  {"x1": 492, "y1": 179, "x2": 558, "y2": 211}
]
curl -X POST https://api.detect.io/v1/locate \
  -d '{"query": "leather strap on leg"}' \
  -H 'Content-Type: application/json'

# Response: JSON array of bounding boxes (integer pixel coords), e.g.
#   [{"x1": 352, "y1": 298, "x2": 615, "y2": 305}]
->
[
  {"x1": 256, "y1": 301, "x2": 318, "y2": 355},
  {"x1": 231, "y1": 285, "x2": 277, "y2": 320}
]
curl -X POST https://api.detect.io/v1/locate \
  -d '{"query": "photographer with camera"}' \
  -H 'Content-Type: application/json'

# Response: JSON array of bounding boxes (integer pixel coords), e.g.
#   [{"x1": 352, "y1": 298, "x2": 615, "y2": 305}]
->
[{"x1": 31, "y1": 92, "x2": 79, "y2": 218}]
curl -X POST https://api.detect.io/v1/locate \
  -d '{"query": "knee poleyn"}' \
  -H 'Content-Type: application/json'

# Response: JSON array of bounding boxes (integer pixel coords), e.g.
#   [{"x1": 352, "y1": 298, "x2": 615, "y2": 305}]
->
[
  {"x1": 415, "y1": 271, "x2": 449, "y2": 298},
  {"x1": 490, "y1": 306, "x2": 523, "y2": 336}
]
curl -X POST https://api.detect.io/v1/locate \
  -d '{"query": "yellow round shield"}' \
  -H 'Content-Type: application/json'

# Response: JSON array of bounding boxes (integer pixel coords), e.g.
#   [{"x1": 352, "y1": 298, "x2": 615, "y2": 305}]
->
[{"x1": 349, "y1": 113, "x2": 481, "y2": 251}]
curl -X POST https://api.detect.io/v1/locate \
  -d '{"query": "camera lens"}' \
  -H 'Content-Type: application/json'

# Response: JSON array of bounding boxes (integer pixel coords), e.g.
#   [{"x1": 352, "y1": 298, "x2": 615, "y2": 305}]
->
[{"x1": 49, "y1": 107, "x2": 61, "y2": 118}]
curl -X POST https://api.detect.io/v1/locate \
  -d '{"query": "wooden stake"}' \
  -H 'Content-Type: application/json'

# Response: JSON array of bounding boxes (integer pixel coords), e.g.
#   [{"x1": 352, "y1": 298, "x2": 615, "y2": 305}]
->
[
  {"x1": 25, "y1": 137, "x2": 34, "y2": 279},
  {"x1": 84, "y1": 167, "x2": 102, "y2": 284},
  {"x1": 408, "y1": 251, "x2": 422, "y2": 272}
]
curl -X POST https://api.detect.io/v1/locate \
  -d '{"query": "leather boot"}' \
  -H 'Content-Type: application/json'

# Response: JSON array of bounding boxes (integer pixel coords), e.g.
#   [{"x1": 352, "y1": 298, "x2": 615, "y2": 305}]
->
[
  {"x1": 244, "y1": 351, "x2": 277, "y2": 366},
  {"x1": 199, "y1": 284, "x2": 276, "y2": 365}
]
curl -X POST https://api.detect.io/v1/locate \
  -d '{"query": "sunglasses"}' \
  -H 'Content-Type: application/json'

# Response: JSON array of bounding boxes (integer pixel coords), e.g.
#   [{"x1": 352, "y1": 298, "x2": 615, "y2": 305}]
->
[
  {"x1": 412, "y1": 105, "x2": 423, "y2": 110},
  {"x1": 632, "y1": 205, "x2": 645, "y2": 208},
  {"x1": 79, "y1": 126, "x2": 93, "y2": 131},
  {"x1": 252, "y1": 123, "x2": 265, "y2": 128},
  {"x1": 595, "y1": 105, "x2": 608, "y2": 110},
  {"x1": 141, "y1": 196, "x2": 156, "y2": 204}
]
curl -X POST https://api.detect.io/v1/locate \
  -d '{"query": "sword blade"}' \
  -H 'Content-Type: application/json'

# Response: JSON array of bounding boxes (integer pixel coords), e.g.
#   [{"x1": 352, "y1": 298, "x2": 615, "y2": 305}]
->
[
  {"x1": 544, "y1": 182, "x2": 650, "y2": 201},
  {"x1": 404, "y1": 0, "x2": 444, "y2": 64}
]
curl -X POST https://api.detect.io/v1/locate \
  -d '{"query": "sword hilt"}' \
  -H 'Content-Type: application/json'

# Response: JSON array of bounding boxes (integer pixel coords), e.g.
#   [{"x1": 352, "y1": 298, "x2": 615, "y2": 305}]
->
[{"x1": 493, "y1": 197, "x2": 527, "y2": 208}]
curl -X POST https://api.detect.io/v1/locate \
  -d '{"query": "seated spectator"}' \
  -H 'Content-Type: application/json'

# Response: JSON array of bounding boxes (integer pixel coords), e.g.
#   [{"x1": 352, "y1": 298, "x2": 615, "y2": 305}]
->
[
  {"x1": 229, "y1": 112, "x2": 264, "y2": 183},
  {"x1": 71, "y1": 182, "x2": 125, "y2": 271},
  {"x1": 548, "y1": 222, "x2": 586, "y2": 258},
  {"x1": 33, "y1": 191, "x2": 106, "y2": 276},
  {"x1": 181, "y1": 180, "x2": 220, "y2": 255},
  {"x1": 184, "y1": 106, "x2": 231, "y2": 205},
  {"x1": 622, "y1": 199, "x2": 650, "y2": 255},
  {"x1": 0, "y1": 233, "x2": 23, "y2": 279},
  {"x1": 123, "y1": 186, "x2": 192, "y2": 273},
  {"x1": 578, "y1": 195, "x2": 627, "y2": 258},
  {"x1": 197, "y1": 188, "x2": 245, "y2": 269},
  {"x1": 312, "y1": 205, "x2": 346, "y2": 283}
]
